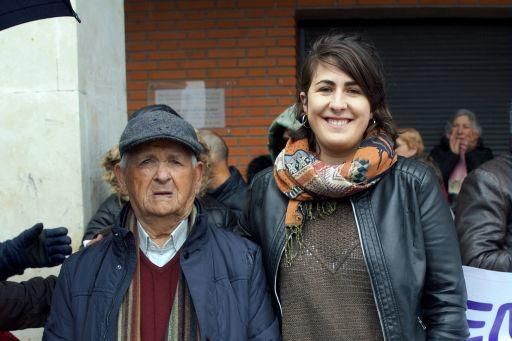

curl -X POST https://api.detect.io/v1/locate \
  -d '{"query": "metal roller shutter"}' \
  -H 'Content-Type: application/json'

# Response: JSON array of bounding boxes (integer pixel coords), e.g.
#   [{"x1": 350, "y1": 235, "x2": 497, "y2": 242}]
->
[{"x1": 299, "y1": 18, "x2": 512, "y2": 156}]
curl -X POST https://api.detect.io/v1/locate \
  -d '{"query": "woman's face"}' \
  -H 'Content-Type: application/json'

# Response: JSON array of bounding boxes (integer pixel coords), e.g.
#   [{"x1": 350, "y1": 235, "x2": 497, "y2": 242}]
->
[
  {"x1": 301, "y1": 62, "x2": 372, "y2": 164},
  {"x1": 451, "y1": 115, "x2": 477, "y2": 144}
]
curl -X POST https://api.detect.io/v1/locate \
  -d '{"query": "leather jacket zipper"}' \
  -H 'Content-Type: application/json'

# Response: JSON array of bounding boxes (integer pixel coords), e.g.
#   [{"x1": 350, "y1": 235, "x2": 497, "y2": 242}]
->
[
  {"x1": 351, "y1": 199, "x2": 387, "y2": 341},
  {"x1": 273, "y1": 235, "x2": 287, "y2": 316},
  {"x1": 417, "y1": 316, "x2": 427, "y2": 330}
]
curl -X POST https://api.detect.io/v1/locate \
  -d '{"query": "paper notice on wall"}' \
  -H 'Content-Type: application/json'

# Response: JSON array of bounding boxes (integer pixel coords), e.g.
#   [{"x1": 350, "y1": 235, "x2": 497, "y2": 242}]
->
[{"x1": 155, "y1": 82, "x2": 225, "y2": 128}]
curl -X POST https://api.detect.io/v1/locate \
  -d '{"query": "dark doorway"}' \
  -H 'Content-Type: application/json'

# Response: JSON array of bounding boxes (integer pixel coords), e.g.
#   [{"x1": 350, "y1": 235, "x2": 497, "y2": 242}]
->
[{"x1": 299, "y1": 18, "x2": 512, "y2": 156}]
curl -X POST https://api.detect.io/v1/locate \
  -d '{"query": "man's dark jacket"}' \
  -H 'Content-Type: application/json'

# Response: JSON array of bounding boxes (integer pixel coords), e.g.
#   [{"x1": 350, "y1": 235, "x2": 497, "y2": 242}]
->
[
  {"x1": 44, "y1": 202, "x2": 279, "y2": 341},
  {"x1": 207, "y1": 166, "x2": 247, "y2": 217},
  {"x1": 455, "y1": 152, "x2": 512, "y2": 271},
  {"x1": 239, "y1": 157, "x2": 469, "y2": 340},
  {"x1": 429, "y1": 136, "x2": 494, "y2": 190}
]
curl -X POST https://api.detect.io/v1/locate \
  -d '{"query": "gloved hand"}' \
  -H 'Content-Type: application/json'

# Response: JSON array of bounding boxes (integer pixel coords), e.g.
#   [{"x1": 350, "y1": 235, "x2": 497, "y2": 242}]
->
[{"x1": 5, "y1": 223, "x2": 72, "y2": 270}]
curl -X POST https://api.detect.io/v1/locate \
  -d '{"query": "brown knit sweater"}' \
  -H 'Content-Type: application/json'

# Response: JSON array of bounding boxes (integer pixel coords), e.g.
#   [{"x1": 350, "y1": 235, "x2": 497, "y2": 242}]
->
[{"x1": 279, "y1": 199, "x2": 384, "y2": 341}]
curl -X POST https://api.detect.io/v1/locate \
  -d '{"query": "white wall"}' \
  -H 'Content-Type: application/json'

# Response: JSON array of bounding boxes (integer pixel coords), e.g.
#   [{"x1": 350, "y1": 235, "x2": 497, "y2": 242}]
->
[{"x1": 0, "y1": 0, "x2": 126, "y2": 339}]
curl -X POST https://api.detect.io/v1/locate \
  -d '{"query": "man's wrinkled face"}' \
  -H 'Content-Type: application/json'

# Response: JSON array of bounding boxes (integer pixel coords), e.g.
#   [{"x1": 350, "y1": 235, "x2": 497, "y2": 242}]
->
[{"x1": 115, "y1": 139, "x2": 203, "y2": 224}]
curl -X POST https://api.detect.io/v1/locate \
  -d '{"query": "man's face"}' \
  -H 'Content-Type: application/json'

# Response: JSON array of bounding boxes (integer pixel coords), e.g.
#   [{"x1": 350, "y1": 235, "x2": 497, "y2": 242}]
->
[{"x1": 115, "y1": 139, "x2": 203, "y2": 225}]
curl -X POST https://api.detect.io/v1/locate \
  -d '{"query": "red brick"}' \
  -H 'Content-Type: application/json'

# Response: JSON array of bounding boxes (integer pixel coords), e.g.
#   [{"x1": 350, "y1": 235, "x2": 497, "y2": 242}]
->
[
  {"x1": 357, "y1": 0, "x2": 396, "y2": 4},
  {"x1": 478, "y1": 0, "x2": 512, "y2": 3},
  {"x1": 208, "y1": 49, "x2": 247, "y2": 58},
  {"x1": 149, "y1": 11, "x2": 187, "y2": 21},
  {"x1": 248, "y1": 69, "x2": 267, "y2": 76},
  {"x1": 217, "y1": 40, "x2": 238, "y2": 48},
  {"x1": 149, "y1": 70, "x2": 187, "y2": 79},
  {"x1": 238, "y1": 118, "x2": 272, "y2": 126},
  {"x1": 419, "y1": 0, "x2": 456, "y2": 4},
  {"x1": 187, "y1": 50, "x2": 209, "y2": 59},
  {"x1": 206, "y1": 9, "x2": 246, "y2": 19},
  {"x1": 298, "y1": 0, "x2": 337, "y2": 6},
  {"x1": 239, "y1": 78, "x2": 277, "y2": 86},
  {"x1": 268, "y1": 8, "x2": 295, "y2": 16},
  {"x1": 218, "y1": 59, "x2": 238, "y2": 68},
  {"x1": 178, "y1": 39, "x2": 218, "y2": 49},
  {"x1": 187, "y1": 31, "x2": 207, "y2": 39},
  {"x1": 238, "y1": 137, "x2": 268, "y2": 147},
  {"x1": 128, "y1": 91, "x2": 147, "y2": 101},
  {"x1": 126, "y1": 61, "x2": 159, "y2": 71},
  {"x1": 268, "y1": 27, "x2": 296, "y2": 37},
  {"x1": 246, "y1": 9, "x2": 267, "y2": 18},
  {"x1": 158, "y1": 61, "x2": 179, "y2": 69},
  {"x1": 239, "y1": 58, "x2": 276, "y2": 67},
  {"x1": 148, "y1": 31, "x2": 186, "y2": 41},
  {"x1": 207, "y1": 29, "x2": 245, "y2": 39},
  {"x1": 238, "y1": 0, "x2": 275, "y2": 8},
  {"x1": 268, "y1": 47, "x2": 295, "y2": 57},
  {"x1": 240, "y1": 97, "x2": 278, "y2": 107},
  {"x1": 268, "y1": 67, "x2": 296, "y2": 76},
  {"x1": 208, "y1": 69, "x2": 247, "y2": 78},
  {"x1": 238, "y1": 38, "x2": 274, "y2": 48},
  {"x1": 268, "y1": 88, "x2": 295, "y2": 96},
  {"x1": 127, "y1": 81, "x2": 148, "y2": 91},
  {"x1": 149, "y1": 51, "x2": 187, "y2": 60},
  {"x1": 277, "y1": 57, "x2": 296, "y2": 66},
  {"x1": 247, "y1": 48, "x2": 266, "y2": 57},
  {"x1": 127, "y1": 41, "x2": 158, "y2": 51},
  {"x1": 187, "y1": 70, "x2": 208, "y2": 78},
  {"x1": 178, "y1": 0, "x2": 216, "y2": 9},
  {"x1": 127, "y1": 71, "x2": 148, "y2": 81}
]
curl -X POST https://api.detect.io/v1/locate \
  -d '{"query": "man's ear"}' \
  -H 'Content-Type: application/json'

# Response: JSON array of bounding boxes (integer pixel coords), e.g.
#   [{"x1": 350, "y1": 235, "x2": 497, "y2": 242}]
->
[
  {"x1": 194, "y1": 161, "x2": 205, "y2": 194},
  {"x1": 114, "y1": 164, "x2": 128, "y2": 196}
]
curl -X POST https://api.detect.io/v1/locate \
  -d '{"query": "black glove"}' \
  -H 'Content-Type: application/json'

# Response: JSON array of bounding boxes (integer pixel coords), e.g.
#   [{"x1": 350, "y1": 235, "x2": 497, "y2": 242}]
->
[{"x1": 4, "y1": 223, "x2": 72, "y2": 271}]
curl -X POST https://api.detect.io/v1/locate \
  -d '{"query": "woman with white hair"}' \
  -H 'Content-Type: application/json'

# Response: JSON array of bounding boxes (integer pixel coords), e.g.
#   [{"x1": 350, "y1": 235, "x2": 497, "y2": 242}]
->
[{"x1": 429, "y1": 109, "x2": 493, "y2": 206}]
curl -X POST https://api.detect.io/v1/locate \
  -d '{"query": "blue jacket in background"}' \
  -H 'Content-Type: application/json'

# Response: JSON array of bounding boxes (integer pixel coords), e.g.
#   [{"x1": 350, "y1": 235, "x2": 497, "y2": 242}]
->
[{"x1": 43, "y1": 203, "x2": 280, "y2": 341}]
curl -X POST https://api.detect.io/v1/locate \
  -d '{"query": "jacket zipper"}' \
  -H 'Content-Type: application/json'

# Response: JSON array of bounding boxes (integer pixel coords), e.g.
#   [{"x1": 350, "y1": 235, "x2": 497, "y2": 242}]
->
[
  {"x1": 350, "y1": 199, "x2": 387, "y2": 341},
  {"x1": 273, "y1": 236, "x2": 287, "y2": 316},
  {"x1": 417, "y1": 316, "x2": 427, "y2": 330}
]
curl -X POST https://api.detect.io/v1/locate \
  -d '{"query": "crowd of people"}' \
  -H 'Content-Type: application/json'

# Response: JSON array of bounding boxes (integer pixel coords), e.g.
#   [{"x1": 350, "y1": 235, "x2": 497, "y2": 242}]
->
[{"x1": 1, "y1": 32, "x2": 511, "y2": 340}]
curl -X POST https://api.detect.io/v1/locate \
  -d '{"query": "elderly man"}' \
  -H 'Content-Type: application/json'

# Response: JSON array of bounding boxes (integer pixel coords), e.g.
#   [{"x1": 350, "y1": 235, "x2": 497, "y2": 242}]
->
[{"x1": 44, "y1": 105, "x2": 279, "y2": 340}]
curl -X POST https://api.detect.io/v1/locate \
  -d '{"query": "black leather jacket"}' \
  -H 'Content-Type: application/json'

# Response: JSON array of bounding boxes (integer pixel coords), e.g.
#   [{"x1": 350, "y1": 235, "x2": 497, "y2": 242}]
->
[
  {"x1": 239, "y1": 157, "x2": 469, "y2": 340},
  {"x1": 455, "y1": 152, "x2": 512, "y2": 271}
]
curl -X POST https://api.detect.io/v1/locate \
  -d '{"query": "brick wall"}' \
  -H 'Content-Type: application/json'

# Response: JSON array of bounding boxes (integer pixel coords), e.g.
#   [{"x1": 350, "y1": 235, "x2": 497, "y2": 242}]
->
[{"x1": 124, "y1": 0, "x2": 512, "y2": 176}]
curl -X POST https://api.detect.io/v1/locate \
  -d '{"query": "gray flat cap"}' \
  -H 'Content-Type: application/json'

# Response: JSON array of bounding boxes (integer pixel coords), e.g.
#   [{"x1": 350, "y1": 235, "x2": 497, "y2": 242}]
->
[{"x1": 119, "y1": 104, "x2": 204, "y2": 156}]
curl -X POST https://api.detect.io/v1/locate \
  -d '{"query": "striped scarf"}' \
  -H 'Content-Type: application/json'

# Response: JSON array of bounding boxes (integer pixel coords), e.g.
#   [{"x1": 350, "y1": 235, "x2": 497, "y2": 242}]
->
[{"x1": 116, "y1": 209, "x2": 201, "y2": 341}]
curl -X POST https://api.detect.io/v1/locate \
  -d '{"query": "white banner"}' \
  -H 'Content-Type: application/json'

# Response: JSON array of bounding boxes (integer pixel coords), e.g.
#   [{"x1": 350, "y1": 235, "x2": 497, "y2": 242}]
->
[{"x1": 463, "y1": 265, "x2": 512, "y2": 341}]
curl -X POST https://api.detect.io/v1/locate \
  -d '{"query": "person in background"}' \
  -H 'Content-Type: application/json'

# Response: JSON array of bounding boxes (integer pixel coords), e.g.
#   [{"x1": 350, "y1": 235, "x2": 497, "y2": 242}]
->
[
  {"x1": 455, "y1": 110, "x2": 512, "y2": 271},
  {"x1": 268, "y1": 105, "x2": 302, "y2": 161},
  {"x1": 429, "y1": 109, "x2": 493, "y2": 206},
  {"x1": 44, "y1": 105, "x2": 279, "y2": 340},
  {"x1": 240, "y1": 33, "x2": 468, "y2": 340},
  {"x1": 0, "y1": 223, "x2": 71, "y2": 331},
  {"x1": 396, "y1": 127, "x2": 448, "y2": 200},
  {"x1": 82, "y1": 144, "x2": 128, "y2": 244},
  {"x1": 247, "y1": 154, "x2": 273, "y2": 184},
  {"x1": 199, "y1": 129, "x2": 248, "y2": 218},
  {"x1": 395, "y1": 127, "x2": 424, "y2": 158}
]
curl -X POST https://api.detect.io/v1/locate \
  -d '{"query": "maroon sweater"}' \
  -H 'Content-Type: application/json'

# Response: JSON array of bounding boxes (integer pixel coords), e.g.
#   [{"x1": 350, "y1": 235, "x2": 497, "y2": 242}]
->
[{"x1": 140, "y1": 252, "x2": 180, "y2": 341}]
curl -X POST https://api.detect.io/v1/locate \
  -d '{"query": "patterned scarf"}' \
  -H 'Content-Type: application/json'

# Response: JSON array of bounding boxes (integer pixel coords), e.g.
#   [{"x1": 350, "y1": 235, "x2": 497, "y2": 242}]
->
[
  {"x1": 116, "y1": 209, "x2": 200, "y2": 341},
  {"x1": 274, "y1": 133, "x2": 397, "y2": 261}
]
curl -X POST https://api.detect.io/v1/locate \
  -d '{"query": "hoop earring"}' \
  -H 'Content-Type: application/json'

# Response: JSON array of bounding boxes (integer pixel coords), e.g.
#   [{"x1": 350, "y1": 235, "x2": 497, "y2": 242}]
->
[
  {"x1": 300, "y1": 114, "x2": 310, "y2": 129},
  {"x1": 369, "y1": 118, "x2": 376, "y2": 126}
]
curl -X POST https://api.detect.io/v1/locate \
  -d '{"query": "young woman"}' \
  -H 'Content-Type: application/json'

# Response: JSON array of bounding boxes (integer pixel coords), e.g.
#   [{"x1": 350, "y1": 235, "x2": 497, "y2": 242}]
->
[{"x1": 240, "y1": 33, "x2": 469, "y2": 340}]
